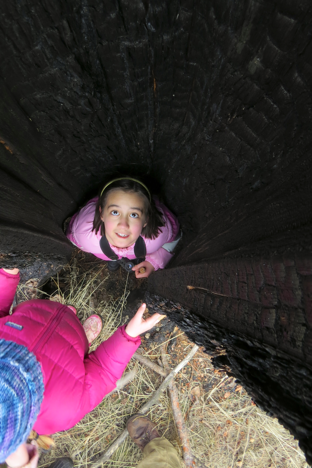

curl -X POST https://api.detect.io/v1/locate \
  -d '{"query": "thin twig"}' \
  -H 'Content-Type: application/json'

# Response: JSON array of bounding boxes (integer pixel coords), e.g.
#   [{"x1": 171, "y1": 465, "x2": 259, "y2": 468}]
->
[
  {"x1": 104, "y1": 370, "x2": 137, "y2": 399},
  {"x1": 205, "y1": 375, "x2": 228, "y2": 400},
  {"x1": 133, "y1": 350, "x2": 168, "y2": 377},
  {"x1": 209, "y1": 396, "x2": 240, "y2": 426},
  {"x1": 240, "y1": 421, "x2": 251, "y2": 467},
  {"x1": 90, "y1": 344, "x2": 199, "y2": 467},
  {"x1": 146, "y1": 332, "x2": 185, "y2": 352},
  {"x1": 161, "y1": 345, "x2": 196, "y2": 468},
  {"x1": 231, "y1": 426, "x2": 241, "y2": 468},
  {"x1": 193, "y1": 455, "x2": 209, "y2": 468},
  {"x1": 187, "y1": 285, "x2": 233, "y2": 298}
]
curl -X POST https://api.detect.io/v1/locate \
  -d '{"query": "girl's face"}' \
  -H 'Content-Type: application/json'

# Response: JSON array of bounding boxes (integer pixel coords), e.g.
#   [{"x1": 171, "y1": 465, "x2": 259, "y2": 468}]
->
[{"x1": 100, "y1": 189, "x2": 147, "y2": 248}]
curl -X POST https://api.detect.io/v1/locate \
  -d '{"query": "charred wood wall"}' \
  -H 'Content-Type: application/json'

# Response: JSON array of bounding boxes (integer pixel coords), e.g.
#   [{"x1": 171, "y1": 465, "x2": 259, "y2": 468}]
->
[
  {"x1": 1, "y1": 0, "x2": 312, "y2": 461},
  {"x1": 144, "y1": 287, "x2": 312, "y2": 462}
]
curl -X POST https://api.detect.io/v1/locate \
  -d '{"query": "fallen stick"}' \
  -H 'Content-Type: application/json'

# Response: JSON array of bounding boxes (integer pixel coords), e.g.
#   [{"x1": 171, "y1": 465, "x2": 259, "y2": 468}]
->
[
  {"x1": 133, "y1": 350, "x2": 168, "y2": 377},
  {"x1": 104, "y1": 369, "x2": 137, "y2": 399},
  {"x1": 161, "y1": 345, "x2": 196, "y2": 468},
  {"x1": 90, "y1": 344, "x2": 199, "y2": 467},
  {"x1": 71, "y1": 370, "x2": 138, "y2": 458}
]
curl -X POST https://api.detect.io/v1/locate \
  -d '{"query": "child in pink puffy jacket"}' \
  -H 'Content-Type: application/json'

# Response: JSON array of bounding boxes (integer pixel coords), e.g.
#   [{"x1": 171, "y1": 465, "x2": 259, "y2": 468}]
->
[
  {"x1": 0, "y1": 268, "x2": 163, "y2": 468},
  {"x1": 66, "y1": 177, "x2": 181, "y2": 278}
]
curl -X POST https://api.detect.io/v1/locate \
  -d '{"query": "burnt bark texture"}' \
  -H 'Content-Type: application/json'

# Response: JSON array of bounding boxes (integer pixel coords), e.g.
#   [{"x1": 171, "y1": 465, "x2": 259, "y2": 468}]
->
[
  {"x1": 144, "y1": 288, "x2": 312, "y2": 461},
  {"x1": 1, "y1": 0, "x2": 312, "y2": 461}
]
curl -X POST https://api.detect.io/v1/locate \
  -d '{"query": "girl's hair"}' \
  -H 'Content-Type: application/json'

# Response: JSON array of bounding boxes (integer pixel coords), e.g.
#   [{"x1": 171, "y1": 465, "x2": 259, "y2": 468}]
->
[{"x1": 92, "y1": 178, "x2": 165, "y2": 239}]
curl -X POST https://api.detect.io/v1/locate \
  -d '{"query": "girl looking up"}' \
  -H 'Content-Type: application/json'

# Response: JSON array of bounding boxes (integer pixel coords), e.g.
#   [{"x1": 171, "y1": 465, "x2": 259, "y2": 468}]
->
[
  {"x1": 0, "y1": 268, "x2": 163, "y2": 466},
  {"x1": 66, "y1": 177, "x2": 180, "y2": 278}
]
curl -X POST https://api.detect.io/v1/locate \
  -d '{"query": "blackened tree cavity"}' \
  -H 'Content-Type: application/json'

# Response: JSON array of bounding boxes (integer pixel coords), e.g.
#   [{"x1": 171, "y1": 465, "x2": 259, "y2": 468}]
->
[{"x1": 0, "y1": 0, "x2": 312, "y2": 461}]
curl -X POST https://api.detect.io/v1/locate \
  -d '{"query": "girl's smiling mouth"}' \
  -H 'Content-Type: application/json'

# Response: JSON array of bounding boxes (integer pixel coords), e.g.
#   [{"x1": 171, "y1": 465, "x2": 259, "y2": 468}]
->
[{"x1": 116, "y1": 232, "x2": 130, "y2": 238}]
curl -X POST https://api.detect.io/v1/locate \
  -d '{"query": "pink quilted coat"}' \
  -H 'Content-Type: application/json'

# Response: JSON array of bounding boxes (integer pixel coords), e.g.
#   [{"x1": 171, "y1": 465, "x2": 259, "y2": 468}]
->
[
  {"x1": 66, "y1": 197, "x2": 180, "y2": 270},
  {"x1": 0, "y1": 269, "x2": 141, "y2": 435}
]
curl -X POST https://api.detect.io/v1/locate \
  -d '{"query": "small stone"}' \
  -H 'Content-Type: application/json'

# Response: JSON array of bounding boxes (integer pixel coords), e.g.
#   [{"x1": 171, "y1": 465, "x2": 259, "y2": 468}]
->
[{"x1": 145, "y1": 333, "x2": 150, "y2": 339}]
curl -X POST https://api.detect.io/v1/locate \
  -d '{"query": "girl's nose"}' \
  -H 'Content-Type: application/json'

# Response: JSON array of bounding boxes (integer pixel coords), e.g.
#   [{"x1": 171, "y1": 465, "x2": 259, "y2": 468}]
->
[{"x1": 118, "y1": 216, "x2": 129, "y2": 227}]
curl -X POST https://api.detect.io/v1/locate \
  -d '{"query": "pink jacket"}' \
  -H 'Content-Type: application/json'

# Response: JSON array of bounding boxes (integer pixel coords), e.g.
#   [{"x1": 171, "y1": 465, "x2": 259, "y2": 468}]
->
[
  {"x1": 0, "y1": 270, "x2": 141, "y2": 435},
  {"x1": 66, "y1": 197, "x2": 179, "y2": 270}
]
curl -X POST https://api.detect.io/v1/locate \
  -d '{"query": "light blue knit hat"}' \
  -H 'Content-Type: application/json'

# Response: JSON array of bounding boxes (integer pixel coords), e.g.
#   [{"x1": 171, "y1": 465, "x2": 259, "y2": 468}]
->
[{"x1": 0, "y1": 339, "x2": 44, "y2": 462}]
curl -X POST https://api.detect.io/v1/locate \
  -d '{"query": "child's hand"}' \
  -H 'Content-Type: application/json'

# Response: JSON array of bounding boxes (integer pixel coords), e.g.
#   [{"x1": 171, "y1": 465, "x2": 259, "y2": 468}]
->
[
  {"x1": 125, "y1": 303, "x2": 165, "y2": 337},
  {"x1": 5, "y1": 441, "x2": 39, "y2": 468},
  {"x1": 25, "y1": 441, "x2": 39, "y2": 468},
  {"x1": 132, "y1": 261, "x2": 155, "y2": 278}
]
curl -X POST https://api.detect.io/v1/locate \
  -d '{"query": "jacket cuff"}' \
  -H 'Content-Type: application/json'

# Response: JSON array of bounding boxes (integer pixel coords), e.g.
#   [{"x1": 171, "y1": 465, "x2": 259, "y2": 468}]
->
[
  {"x1": 121, "y1": 325, "x2": 141, "y2": 344},
  {"x1": 145, "y1": 255, "x2": 160, "y2": 271},
  {"x1": 0, "y1": 269, "x2": 20, "y2": 279}
]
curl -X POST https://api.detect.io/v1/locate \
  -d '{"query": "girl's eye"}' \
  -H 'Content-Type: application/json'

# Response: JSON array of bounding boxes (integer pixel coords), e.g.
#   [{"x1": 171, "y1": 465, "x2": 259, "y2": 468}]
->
[
  {"x1": 130, "y1": 212, "x2": 139, "y2": 218},
  {"x1": 111, "y1": 210, "x2": 119, "y2": 216}
]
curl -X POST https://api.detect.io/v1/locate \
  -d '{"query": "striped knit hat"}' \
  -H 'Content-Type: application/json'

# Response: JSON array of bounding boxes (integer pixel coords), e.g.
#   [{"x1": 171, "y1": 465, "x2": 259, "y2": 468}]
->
[{"x1": 0, "y1": 339, "x2": 44, "y2": 462}]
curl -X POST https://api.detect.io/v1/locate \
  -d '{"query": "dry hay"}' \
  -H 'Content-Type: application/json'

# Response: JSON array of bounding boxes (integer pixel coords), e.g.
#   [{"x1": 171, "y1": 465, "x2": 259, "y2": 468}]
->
[{"x1": 24, "y1": 253, "x2": 307, "y2": 468}]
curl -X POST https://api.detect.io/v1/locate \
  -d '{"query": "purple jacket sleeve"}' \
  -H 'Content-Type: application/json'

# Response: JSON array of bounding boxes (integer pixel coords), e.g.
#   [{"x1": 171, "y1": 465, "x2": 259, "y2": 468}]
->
[
  {"x1": 0, "y1": 269, "x2": 20, "y2": 318},
  {"x1": 78, "y1": 325, "x2": 141, "y2": 415}
]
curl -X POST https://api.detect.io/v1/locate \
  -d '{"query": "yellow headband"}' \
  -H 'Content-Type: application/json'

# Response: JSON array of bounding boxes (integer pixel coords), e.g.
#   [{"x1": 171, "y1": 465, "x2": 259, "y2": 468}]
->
[{"x1": 100, "y1": 177, "x2": 151, "y2": 202}]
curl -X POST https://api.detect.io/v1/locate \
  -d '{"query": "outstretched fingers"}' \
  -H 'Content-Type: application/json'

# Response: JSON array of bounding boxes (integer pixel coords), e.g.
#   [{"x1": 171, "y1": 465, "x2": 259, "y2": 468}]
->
[
  {"x1": 144, "y1": 313, "x2": 165, "y2": 330},
  {"x1": 125, "y1": 303, "x2": 166, "y2": 337}
]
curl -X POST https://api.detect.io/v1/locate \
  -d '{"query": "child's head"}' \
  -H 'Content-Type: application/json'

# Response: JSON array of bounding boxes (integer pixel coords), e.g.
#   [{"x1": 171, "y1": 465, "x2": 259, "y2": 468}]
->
[
  {"x1": 93, "y1": 177, "x2": 165, "y2": 246},
  {"x1": 0, "y1": 339, "x2": 44, "y2": 462}
]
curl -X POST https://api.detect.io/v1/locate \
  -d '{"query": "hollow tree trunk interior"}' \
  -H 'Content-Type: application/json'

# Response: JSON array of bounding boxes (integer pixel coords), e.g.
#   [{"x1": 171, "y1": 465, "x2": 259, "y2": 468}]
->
[{"x1": 1, "y1": 0, "x2": 312, "y2": 462}]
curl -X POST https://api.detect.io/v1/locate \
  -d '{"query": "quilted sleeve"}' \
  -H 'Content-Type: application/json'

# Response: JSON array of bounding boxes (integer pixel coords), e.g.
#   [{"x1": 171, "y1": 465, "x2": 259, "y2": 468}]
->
[
  {"x1": 0, "y1": 269, "x2": 20, "y2": 318},
  {"x1": 78, "y1": 326, "x2": 141, "y2": 415},
  {"x1": 145, "y1": 248, "x2": 173, "y2": 271}
]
